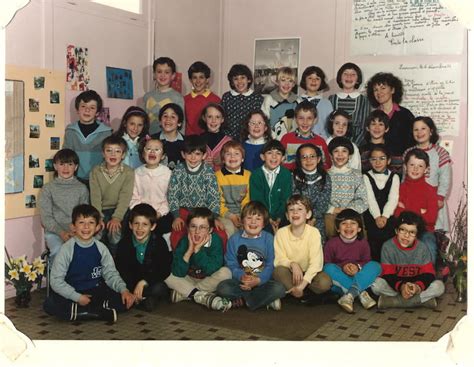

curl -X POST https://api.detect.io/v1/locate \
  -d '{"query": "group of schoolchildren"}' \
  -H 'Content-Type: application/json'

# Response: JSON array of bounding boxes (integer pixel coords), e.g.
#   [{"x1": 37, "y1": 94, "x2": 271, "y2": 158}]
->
[{"x1": 40, "y1": 57, "x2": 450, "y2": 323}]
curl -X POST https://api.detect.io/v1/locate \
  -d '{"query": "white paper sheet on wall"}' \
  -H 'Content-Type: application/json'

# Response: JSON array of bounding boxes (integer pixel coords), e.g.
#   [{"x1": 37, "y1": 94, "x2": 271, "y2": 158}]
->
[
  {"x1": 360, "y1": 62, "x2": 461, "y2": 136},
  {"x1": 351, "y1": 0, "x2": 465, "y2": 56}
]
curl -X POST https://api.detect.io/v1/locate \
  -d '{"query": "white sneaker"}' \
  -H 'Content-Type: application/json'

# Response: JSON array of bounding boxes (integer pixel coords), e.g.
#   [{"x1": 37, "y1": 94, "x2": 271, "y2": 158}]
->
[
  {"x1": 338, "y1": 293, "x2": 354, "y2": 313},
  {"x1": 193, "y1": 291, "x2": 232, "y2": 312},
  {"x1": 359, "y1": 291, "x2": 376, "y2": 309},
  {"x1": 171, "y1": 289, "x2": 189, "y2": 303},
  {"x1": 266, "y1": 298, "x2": 282, "y2": 311}
]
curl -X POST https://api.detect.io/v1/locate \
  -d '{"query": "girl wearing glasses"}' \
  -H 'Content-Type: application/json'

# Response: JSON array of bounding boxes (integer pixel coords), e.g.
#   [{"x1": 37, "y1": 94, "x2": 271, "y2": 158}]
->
[
  {"x1": 292, "y1": 143, "x2": 331, "y2": 244},
  {"x1": 363, "y1": 145, "x2": 399, "y2": 261},
  {"x1": 130, "y1": 136, "x2": 173, "y2": 236},
  {"x1": 241, "y1": 110, "x2": 272, "y2": 172}
]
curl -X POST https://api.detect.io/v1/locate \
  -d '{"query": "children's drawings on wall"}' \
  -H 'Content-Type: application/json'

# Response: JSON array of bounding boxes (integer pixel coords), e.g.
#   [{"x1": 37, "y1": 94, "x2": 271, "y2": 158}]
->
[
  {"x1": 34, "y1": 76, "x2": 44, "y2": 89},
  {"x1": 351, "y1": 0, "x2": 464, "y2": 56},
  {"x1": 361, "y1": 62, "x2": 461, "y2": 136},
  {"x1": 66, "y1": 45, "x2": 90, "y2": 91},
  {"x1": 29, "y1": 124, "x2": 40, "y2": 138},
  {"x1": 106, "y1": 66, "x2": 133, "y2": 99},
  {"x1": 254, "y1": 38, "x2": 300, "y2": 94},
  {"x1": 97, "y1": 107, "x2": 110, "y2": 126}
]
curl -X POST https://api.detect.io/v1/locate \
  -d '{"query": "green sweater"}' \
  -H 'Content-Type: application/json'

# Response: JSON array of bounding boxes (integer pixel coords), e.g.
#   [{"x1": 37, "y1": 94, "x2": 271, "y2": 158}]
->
[
  {"x1": 171, "y1": 233, "x2": 224, "y2": 278},
  {"x1": 89, "y1": 163, "x2": 135, "y2": 220},
  {"x1": 249, "y1": 166, "x2": 293, "y2": 221}
]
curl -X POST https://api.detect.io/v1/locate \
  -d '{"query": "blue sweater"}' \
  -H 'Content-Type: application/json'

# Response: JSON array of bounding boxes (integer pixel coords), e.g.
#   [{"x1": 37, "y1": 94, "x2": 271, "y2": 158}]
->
[
  {"x1": 225, "y1": 230, "x2": 275, "y2": 284},
  {"x1": 243, "y1": 141, "x2": 265, "y2": 172}
]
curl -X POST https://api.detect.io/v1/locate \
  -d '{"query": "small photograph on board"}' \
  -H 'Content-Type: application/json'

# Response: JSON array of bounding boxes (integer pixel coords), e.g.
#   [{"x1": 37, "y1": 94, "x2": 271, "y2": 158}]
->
[
  {"x1": 25, "y1": 194, "x2": 36, "y2": 208},
  {"x1": 29, "y1": 154, "x2": 40, "y2": 168},
  {"x1": 50, "y1": 90, "x2": 60, "y2": 104},
  {"x1": 29, "y1": 125, "x2": 40, "y2": 138},
  {"x1": 33, "y1": 175, "x2": 44, "y2": 188},
  {"x1": 66, "y1": 45, "x2": 90, "y2": 91},
  {"x1": 97, "y1": 107, "x2": 111, "y2": 126},
  {"x1": 50, "y1": 137, "x2": 60, "y2": 150},
  {"x1": 106, "y1": 66, "x2": 133, "y2": 99},
  {"x1": 254, "y1": 38, "x2": 300, "y2": 95},
  {"x1": 45, "y1": 114, "x2": 55, "y2": 127},
  {"x1": 171, "y1": 72, "x2": 182, "y2": 94},
  {"x1": 34, "y1": 76, "x2": 45, "y2": 89},
  {"x1": 29, "y1": 98, "x2": 40, "y2": 112},
  {"x1": 45, "y1": 159, "x2": 54, "y2": 172}
]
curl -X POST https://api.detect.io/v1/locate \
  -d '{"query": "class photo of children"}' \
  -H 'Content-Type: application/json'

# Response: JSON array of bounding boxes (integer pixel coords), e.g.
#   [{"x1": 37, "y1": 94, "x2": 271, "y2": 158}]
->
[{"x1": 2, "y1": 0, "x2": 470, "y2": 364}]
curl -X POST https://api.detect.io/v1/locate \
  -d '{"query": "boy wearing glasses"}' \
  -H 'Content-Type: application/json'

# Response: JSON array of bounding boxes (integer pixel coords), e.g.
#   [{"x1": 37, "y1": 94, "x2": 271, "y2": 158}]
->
[
  {"x1": 371, "y1": 211, "x2": 444, "y2": 309},
  {"x1": 165, "y1": 207, "x2": 232, "y2": 311},
  {"x1": 280, "y1": 100, "x2": 331, "y2": 171},
  {"x1": 363, "y1": 146, "x2": 399, "y2": 261},
  {"x1": 90, "y1": 136, "x2": 135, "y2": 255}
]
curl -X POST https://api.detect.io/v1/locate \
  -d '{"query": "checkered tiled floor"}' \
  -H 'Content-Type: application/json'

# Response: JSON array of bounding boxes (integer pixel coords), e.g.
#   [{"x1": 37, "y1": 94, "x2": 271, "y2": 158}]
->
[{"x1": 4, "y1": 281, "x2": 466, "y2": 341}]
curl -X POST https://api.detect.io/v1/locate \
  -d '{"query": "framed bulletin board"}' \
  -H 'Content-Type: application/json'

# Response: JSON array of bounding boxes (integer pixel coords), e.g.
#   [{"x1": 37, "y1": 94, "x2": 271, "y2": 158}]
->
[{"x1": 5, "y1": 65, "x2": 65, "y2": 219}]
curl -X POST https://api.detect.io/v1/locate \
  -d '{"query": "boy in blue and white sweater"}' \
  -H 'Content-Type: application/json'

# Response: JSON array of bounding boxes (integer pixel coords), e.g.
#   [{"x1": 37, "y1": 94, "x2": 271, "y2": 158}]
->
[
  {"x1": 43, "y1": 204, "x2": 135, "y2": 323},
  {"x1": 217, "y1": 201, "x2": 286, "y2": 310},
  {"x1": 63, "y1": 90, "x2": 112, "y2": 184}
]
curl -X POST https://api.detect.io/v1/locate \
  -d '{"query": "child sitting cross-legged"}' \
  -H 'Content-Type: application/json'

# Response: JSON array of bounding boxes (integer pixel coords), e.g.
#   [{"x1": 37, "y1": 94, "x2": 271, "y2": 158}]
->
[
  {"x1": 165, "y1": 207, "x2": 232, "y2": 311},
  {"x1": 371, "y1": 211, "x2": 445, "y2": 309},
  {"x1": 323, "y1": 209, "x2": 381, "y2": 313},
  {"x1": 215, "y1": 140, "x2": 251, "y2": 237},
  {"x1": 43, "y1": 204, "x2": 135, "y2": 323},
  {"x1": 216, "y1": 201, "x2": 286, "y2": 311},
  {"x1": 273, "y1": 195, "x2": 332, "y2": 301},
  {"x1": 115, "y1": 204, "x2": 172, "y2": 312}
]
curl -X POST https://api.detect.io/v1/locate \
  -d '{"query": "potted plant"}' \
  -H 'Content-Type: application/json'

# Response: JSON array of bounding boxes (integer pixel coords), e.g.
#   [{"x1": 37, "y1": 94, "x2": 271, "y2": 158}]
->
[
  {"x1": 440, "y1": 184, "x2": 467, "y2": 302},
  {"x1": 4, "y1": 249, "x2": 46, "y2": 307}
]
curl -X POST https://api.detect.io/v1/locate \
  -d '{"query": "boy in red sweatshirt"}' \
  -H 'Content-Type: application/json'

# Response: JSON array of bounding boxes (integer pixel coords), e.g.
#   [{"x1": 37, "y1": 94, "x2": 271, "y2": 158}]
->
[
  {"x1": 395, "y1": 148, "x2": 438, "y2": 262},
  {"x1": 371, "y1": 211, "x2": 444, "y2": 309}
]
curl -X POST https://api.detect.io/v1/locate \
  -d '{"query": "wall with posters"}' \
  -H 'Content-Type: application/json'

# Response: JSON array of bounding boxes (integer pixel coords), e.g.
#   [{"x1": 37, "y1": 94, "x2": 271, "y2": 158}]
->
[{"x1": 219, "y1": 0, "x2": 468, "y2": 228}]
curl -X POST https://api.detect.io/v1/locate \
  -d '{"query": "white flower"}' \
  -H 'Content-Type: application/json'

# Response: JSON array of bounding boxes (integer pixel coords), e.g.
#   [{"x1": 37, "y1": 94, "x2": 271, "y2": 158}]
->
[
  {"x1": 8, "y1": 269, "x2": 20, "y2": 281},
  {"x1": 27, "y1": 271, "x2": 38, "y2": 282}
]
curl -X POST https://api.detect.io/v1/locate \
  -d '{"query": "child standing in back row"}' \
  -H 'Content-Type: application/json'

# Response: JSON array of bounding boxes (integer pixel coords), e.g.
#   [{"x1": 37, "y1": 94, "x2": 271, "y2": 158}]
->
[
  {"x1": 63, "y1": 90, "x2": 112, "y2": 184},
  {"x1": 114, "y1": 106, "x2": 150, "y2": 169},
  {"x1": 184, "y1": 61, "x2": 221, "y2": 136},
  {"x1": 222, "y1": 64, "x2": 264, "y2": 141},
  {"x1": 144, "y1": 57, "x2": 185, "y2": 135}
]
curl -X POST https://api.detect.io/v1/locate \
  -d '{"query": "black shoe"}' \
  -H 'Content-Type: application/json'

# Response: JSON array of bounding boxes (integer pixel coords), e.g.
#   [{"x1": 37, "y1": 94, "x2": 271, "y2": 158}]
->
[
  {"x1": 99, "y1": 308, "x2": 117, "y2": 323},
  {"x1": 141, "y1": 297, "x2": 158, "y2": 312}
]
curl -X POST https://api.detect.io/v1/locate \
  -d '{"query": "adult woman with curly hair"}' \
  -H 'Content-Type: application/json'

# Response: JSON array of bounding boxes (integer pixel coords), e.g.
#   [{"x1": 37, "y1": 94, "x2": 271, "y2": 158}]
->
[{"x1": 366, "y1": 72, "x2": 415, "y2": 159}]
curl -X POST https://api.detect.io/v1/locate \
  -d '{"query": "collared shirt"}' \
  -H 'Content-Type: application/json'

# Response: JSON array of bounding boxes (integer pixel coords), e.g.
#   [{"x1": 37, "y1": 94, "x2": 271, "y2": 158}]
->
[
  {"x1": 380, "y1": 103, "x2": 401, "y2": 119},
  {"x1": 159, "y1": 131, "x2": 184, "y2": 143},
  {"x1": 336, "y1": 91, "x2": 361, "y2": 99},
  {"x1": 230, "y1": 88, "x2": 254, "y2": 97},
  {"x1": 132, "y1": 235, "x2": 150, "y2": 264},
  {"x1": 190, "y1": 89, "x2": 212, "y2": 98},
  {"x1": 100, "y1": 162, "x2": 125, "y2": 184},
  {"x1": 261, "y1": 165, "x2": 280, "y2": 190}
]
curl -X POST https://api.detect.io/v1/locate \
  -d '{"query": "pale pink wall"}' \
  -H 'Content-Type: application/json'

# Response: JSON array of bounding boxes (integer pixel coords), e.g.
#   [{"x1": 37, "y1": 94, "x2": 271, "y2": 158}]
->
[
  {"x1": 154, "y1": 0, "x2": 222, "y2": 95},
  {"x1": 4, "y1": 0, "x2": 152, "y2": 285},
  {"x1": 220, "y1": 0, "x2": 468, "y2": 223}
]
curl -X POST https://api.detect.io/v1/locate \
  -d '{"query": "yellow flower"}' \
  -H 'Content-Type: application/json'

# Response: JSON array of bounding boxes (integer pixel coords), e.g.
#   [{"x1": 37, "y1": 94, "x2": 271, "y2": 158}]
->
[
  {"x1": 34, "y1": 262, "x2": 45, "y2": 275},
  {"x1": 20, "y1": 263, "x2": 32, "y2": 274},
  {"x1": 27, "y1": 271, "x2": 38, "y2": 282},
  {"x1": 33, "y1": 257, "x2": 44, "y2": 267},
  {"x1": 8, "y1": 269, "x2": 20, "y2": 281}
]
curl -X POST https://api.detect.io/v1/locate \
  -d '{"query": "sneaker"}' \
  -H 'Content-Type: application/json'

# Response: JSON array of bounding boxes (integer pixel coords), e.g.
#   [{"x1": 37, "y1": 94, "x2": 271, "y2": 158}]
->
[
  {"x1": 171, "y1": 289, "x2": 189, "y2": 303},
  {"x1": 359, "y1": 291, "x2": 376, "y2": 310},
  {"x1": 422, "y1": 298, "x2": 438, "y2": 309},
  {"x1": 337, "y1": 293, "x2": 354, "y2": 313},
  {"x1": 231, "y1": 297, "x2": 246, "y2": 308},
  {"x1": 141, "y1": 296, "x2": 158, "y2": 312},
  {"x1": 193, "y1": 291, "x2": 232, "y2": 312},
  {"x1": 266, "y1": 298, "x2": 281, "y2": 311},
  {"x1": 100, "y1": 308, "x2": 117, "y2": 323}
]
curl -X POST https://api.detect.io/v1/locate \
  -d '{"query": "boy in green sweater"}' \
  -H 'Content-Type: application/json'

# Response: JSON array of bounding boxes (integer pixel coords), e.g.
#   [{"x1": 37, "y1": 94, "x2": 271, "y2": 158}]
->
[
  {"x1": 165, "y1": 207, "x2": 232, "y2": 311},
  {"x1": 90, "y1": 135, "x2": 135, "y2": 255},
  {"x1": 249, "y1": 139, "x2": 292, "y2": 233}
]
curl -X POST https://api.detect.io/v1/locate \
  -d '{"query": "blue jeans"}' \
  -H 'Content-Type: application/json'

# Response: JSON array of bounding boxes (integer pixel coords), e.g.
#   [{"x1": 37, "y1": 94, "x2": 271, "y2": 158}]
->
[
  {"x1": 216, "y1": 278, "x2": 286, "y2": 311},
  {"x1": 44, "y1": 231, "x2": 64, "y2": 265},
  {"x1": 421, "y1": 231, "x2": 437, "y2": 263},
  {"x1": 323, "y1": 261, "x2": 381, "y2": 295}
]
